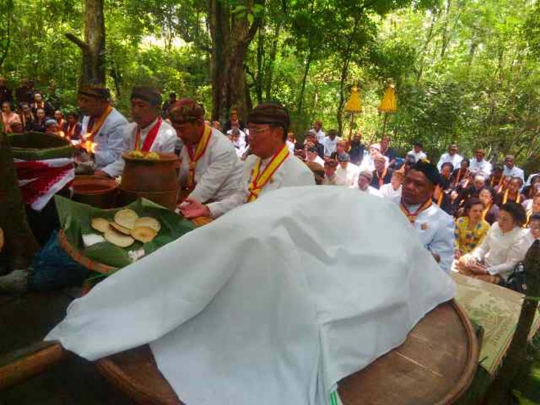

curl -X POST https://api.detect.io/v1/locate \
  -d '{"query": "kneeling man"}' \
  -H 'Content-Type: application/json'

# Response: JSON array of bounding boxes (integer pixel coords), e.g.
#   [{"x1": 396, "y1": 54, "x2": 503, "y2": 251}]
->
[
  {"x1": 170, "y1": 99, "x2": 244, "y2": 204},
  {"x1": 106, "y1": 86, "x2": 177, "y2": 178},
  {"x1": 181, "y1": 102, "x2": 315, "y2": 218}
]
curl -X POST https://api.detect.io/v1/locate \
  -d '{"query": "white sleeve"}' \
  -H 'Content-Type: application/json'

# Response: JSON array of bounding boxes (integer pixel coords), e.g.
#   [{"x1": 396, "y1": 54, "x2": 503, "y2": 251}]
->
[
  {"x1": 487, "y1": 232, "x2": 530, "y2": 277},
  {"x1": 427, "y1": 215, "x2": 455, "y2": 273},
  {"x1": 206, "y1": 188, "x2": 247, "y2": 218},
  {"x1": 160, "y1": 130, "x2": 177, "y2": 153},
  {"x1": 188, "y1": 147, "x2": 240, "y2": 204},
  {"x1": 101, "y1": 123, "x2": 131, "y2": 178},
  {"x1": 98, "y1": 121, "x2": 129, "y2": 177}
]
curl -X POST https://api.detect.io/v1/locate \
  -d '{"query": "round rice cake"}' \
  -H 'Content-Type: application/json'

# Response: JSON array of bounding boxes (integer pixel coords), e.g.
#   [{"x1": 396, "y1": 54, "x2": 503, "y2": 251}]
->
[
  {"x1": 104, "y1": 228, "x2": 135, "y2": 248},
  {"x1": 131, "y1": 226, "x2": 157, "y2": 243},
  {"x1": 134, "y1": 217, "x2": 161, "y2": 232},
  {"x1": 91, "y1": 217, "x2": 110, "y2": 233},
  {"x1": 114, "y1": 209, "x2": 139, "y2": 230},
  {"x1": 110, "y1": 222, "x2": 131, "y2": 235}
]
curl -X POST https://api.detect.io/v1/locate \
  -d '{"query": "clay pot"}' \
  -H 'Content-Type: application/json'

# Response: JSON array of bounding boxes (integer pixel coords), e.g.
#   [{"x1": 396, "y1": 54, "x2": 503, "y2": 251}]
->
[
  {"x1": 119, "y1": 152, "x2": 180, "y2": 210},
  {"x1": 73, "y1": 176, "x2": 118, "y2": 209}
]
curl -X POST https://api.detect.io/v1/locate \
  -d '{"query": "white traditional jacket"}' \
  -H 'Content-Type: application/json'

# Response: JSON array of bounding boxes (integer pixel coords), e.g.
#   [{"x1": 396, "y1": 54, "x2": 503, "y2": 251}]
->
[
  {"x1": 81, "y1": 108, "x2": 128, "y2": 176},
  {"x1": 207, "y1": 152, "x2": 315, "y2": 218},
  {"x1": 106, "y1": 119, "x2": 177, "y2": 178},
  {"x1": 403, "y1": 203, "x2": 455, "y2": 273},
  {"x1": 179, "y1": 128, "x2": 244, "y2": 204}
]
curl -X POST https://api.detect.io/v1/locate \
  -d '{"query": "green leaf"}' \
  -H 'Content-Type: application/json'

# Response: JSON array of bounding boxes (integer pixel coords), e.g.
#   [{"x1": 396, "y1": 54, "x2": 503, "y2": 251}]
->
[
  {"x1": 83, "y1": 242, "x2": 132, "y2": 268},
  {"x1": 247, "y1": 12, "x2": 254, "y2": 25}
]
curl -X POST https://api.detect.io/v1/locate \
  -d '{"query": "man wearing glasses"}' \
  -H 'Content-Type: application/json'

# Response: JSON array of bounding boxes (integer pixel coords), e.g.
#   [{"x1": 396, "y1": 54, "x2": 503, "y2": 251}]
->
[{"x1": 181, "y1": 102, "x2": 315, "y2": 219}]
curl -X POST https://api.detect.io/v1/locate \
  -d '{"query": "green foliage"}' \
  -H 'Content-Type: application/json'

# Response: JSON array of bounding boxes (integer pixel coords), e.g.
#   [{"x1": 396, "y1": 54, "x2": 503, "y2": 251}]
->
[{"x1": 0, "y1": 0, "x2": 538, "y2": 165}]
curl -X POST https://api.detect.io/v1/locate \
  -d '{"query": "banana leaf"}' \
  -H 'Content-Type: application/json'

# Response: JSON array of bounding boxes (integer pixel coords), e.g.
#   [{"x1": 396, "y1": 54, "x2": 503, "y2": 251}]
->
[{"x1": 55, "y1": 195, "x2": 195, "y2": 270}]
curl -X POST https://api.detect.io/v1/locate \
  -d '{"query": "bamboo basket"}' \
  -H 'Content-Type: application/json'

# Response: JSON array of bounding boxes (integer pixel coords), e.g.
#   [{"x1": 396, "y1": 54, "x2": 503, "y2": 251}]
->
[{"x1": 8, "y1": 132, "x2": 73, "y2": 160}]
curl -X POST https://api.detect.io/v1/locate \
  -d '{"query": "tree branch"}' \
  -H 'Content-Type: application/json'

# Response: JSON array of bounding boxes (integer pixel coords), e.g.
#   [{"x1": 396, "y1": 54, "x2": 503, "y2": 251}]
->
[{"x1": 64, "y1": 33, "x2": 90, "y2": 52}]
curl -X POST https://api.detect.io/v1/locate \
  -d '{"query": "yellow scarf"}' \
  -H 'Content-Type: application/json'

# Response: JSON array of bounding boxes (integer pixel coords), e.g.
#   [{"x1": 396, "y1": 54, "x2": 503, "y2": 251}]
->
[
  {"x1": 247, "y1": 144, "x2": 289, "y2": 202},
  {"x1": 502, "y1": 189, "x2": 521, "y2": 204},
  {"x1": 187, "y1": 125, "x2": 212, "y2": 189},
  {"x1": 400, "y1": 199, "x2": 433, "y2": 225},
  {"x1": 84, "y1": 105, "x2": 113, "y2": 142}
]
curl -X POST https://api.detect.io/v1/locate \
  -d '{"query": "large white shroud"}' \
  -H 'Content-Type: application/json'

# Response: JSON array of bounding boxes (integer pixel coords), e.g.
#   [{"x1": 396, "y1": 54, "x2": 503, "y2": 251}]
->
[{"x1": 46, "y1": 186, "x2": 455, "y2": 405}]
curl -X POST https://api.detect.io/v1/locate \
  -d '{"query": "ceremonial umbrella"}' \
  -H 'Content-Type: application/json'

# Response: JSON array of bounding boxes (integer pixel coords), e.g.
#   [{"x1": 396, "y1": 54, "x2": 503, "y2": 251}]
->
[
  {"x1": 344, "y1": 85, "x2": 362, "y2": 139},
  {"x1": 378, "y1": 80, "x2": 397, "y2": 137}
]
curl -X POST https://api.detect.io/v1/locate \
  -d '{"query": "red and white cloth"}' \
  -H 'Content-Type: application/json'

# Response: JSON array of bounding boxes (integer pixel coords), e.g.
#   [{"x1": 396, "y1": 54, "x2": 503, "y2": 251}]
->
[{"x1": 15, "y1": 158, "x2": 75, "y2": 211}]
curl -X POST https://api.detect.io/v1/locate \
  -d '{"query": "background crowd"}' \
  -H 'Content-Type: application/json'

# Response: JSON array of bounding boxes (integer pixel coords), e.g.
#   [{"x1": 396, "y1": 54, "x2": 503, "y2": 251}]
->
[{"x1": 1, "y1": 78, "x2": 539, "y2": 289}]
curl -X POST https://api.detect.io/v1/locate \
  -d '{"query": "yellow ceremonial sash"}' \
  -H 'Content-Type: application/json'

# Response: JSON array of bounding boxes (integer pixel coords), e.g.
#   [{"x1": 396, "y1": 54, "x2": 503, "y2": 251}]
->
[
  {"x1": 187, "y1": 125, "x2": 212, "y2": 189},
  {"x1": 502, "y1": 189, "x2": 521, "y2": 204},
  {"x1": 247, "y1": 144, "x2": 289, "y2": 203},
  {"x1": 482, "y1": 203, "x2": 492, "y2": 221},
  {"x1": 400, "y1": 199, "x2": 433, "y2": 225},
  {"x1": 84, "y1": 105, "x2": 113, "y2": 142}
]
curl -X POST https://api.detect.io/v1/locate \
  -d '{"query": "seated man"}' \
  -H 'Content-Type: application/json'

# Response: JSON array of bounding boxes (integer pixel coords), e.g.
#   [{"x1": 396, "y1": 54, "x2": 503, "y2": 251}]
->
[
  {"x1": 78, "y1": 84, "x2": 129, "y2": 177},
  {"x1": 335, "y1": 152, "x2": 359, "y2": 187},
  {"x1": 105, "y1": 86, "x2": 177, "y2": 178},
  {"x1": 407, "y1": 141, "x2": 427, "y2": 163},
  {"x1": 181, "y1": 102, "x2": 315, "y2": 218},
  {"x1": 350, "y1": 170, "x2": 383, "y2": 197},
  {"x1": 503, "y1": 155, "x2": 524, "y2": 182},
  {"x1": 170, "y1": 99, "x2": 244, "y2": 204},
  {"x1": 322, "y1": 159, "x2": 347, "y2": 186},
  {"x1": 371, "y1": 154, "x2": 392, "y2": 189},
  {"x1": 400, "y1": 160, "x2": 454, "y2": 272},
  {"x1": 437, "y1": 144, "x2": 462, "y2": 172}
]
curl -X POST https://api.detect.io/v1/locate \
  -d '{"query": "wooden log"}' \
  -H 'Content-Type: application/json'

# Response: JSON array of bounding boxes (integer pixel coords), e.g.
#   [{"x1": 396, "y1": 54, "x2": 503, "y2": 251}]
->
[
  {"x1": 485, "y1": 240, "x2": 540, "y2": 404},
  {"x1": 0, "y1": 341, "x2": 67, "y2": 391}
]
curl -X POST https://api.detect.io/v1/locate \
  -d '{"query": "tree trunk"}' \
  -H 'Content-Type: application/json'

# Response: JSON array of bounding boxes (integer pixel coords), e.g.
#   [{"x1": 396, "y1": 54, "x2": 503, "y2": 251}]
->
[
  {"x1": 208, "y1": 0, "x2": 262, "y2": 123},
  {"x1": 65, "y1": 0, "x2": 106, "y2": 84},
  {"x1": 297, "y1": 0, "x2": 317, "y2": 119},
  {"x1": 0, "y1": 133, "x2": 40, "y2": 269},
  {"x1": 0, "y1": 0, "x2": 13, "y2": 68},
  {"x1": 263, "y1": 22, "x2": 282, "y2": 100}
]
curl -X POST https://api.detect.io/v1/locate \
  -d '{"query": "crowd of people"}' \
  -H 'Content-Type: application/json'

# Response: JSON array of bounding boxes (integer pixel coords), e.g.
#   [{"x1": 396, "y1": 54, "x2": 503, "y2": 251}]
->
[{"x1": 1, "y1": 79, "x2": 539, "y2": 293}]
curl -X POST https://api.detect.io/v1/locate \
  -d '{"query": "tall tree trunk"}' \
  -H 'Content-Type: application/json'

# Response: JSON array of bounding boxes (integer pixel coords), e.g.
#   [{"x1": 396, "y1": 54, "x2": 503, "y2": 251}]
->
[
  {"x1": 0, "y1": 133, "x2": 40, "y2": 269},
  {"x1": 337, "y1": 18, "x2": 360, "y2": 136},
  {"x1": 440, "y1": 0, "x2": 452, "y2": 59},
  {"x1": 297, "y1": 0, "x2": 316, "y2": 119},
  {"x1": 263, "y1": 22, "x2": 282, "y2": 100},
  {"x1": 65, "y1": 0, "x2": 106, "y2": 84},
  {"x1": 208, "y1": 0, "x2": 262, "y2": 123},
  {"x1": 0, "y1": 0, "x2": 12, "y2": 68}
]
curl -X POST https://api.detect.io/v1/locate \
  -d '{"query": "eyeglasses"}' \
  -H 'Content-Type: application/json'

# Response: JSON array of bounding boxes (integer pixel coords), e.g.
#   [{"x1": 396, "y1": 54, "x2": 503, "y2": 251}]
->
[{"x1": 248, "y1": 126, "x2": 271, "y2": 137}]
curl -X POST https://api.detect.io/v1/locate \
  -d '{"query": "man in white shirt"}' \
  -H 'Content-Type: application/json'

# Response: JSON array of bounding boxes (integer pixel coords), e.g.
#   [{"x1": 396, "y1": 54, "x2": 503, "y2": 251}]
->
[
  {"x1": 379, "y1": 170, "x2": 404, "y2": 204},
  {"x1": 399, "y1": 160, "x2": 454, "y2": 273},
  {"x1": 322, "y1": 160, "x2": 348, "y2": 186},
  {"x1": 323, "y1": 129, "x2": 341, "y2": 157},
  {"x1": 469, "y1": 148, "x2": 492, "y2": 176},
  {"x1": 105, "y1": 86, "x2": 177, "y2": 178},
  {"x1": 407, "y1": 141, "x2": 427, "y2": 163},
  {"x1": 306, "y1": 146, "x2": 325, "y2": 166},
  {"x1": 336, "y1": 152, "x2": 359, "y2": 187},
  {"x1": 311, "y1": 120, "x2": 325, "y2": 144},
  {"x1": 78, "y1": 84, "x2": 128, "y2": 178},
  {"x1": 503, "y1": 155, "x2": 525, "y2": 182},
  {"x1": 437, "y1": 144, "x2": 463, "y2": 172},
  {"x1": 350, "y1": 170, "x2": 383, "y2": 197},
  {"x1": 170, "y1": 99, "x2": 243, "y2": 204},
  {"x1": 181, "y1": 103, "x2": 315, "y2": 219}
]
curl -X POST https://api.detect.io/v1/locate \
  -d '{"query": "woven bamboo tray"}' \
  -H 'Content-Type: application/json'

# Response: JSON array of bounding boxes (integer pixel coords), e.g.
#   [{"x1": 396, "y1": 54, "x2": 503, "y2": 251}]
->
[{"x1": 8, "y1": 132, "x2": 73, "y2": 160}]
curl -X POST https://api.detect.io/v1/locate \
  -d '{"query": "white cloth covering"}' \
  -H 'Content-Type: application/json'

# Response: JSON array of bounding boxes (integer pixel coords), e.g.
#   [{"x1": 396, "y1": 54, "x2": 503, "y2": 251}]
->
[
  {"x1": 105, "y1": 119, "x2": 177, "y2": 178},
  {"x1": 46, "y1": 187, "x2": 455, "y2": 405},
  {"x1": 179, "y1": 128, "x2": 244, "y2": 204},
  {"x1": 349, "y1": 184, "x2": 383, "y2": 197}
]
